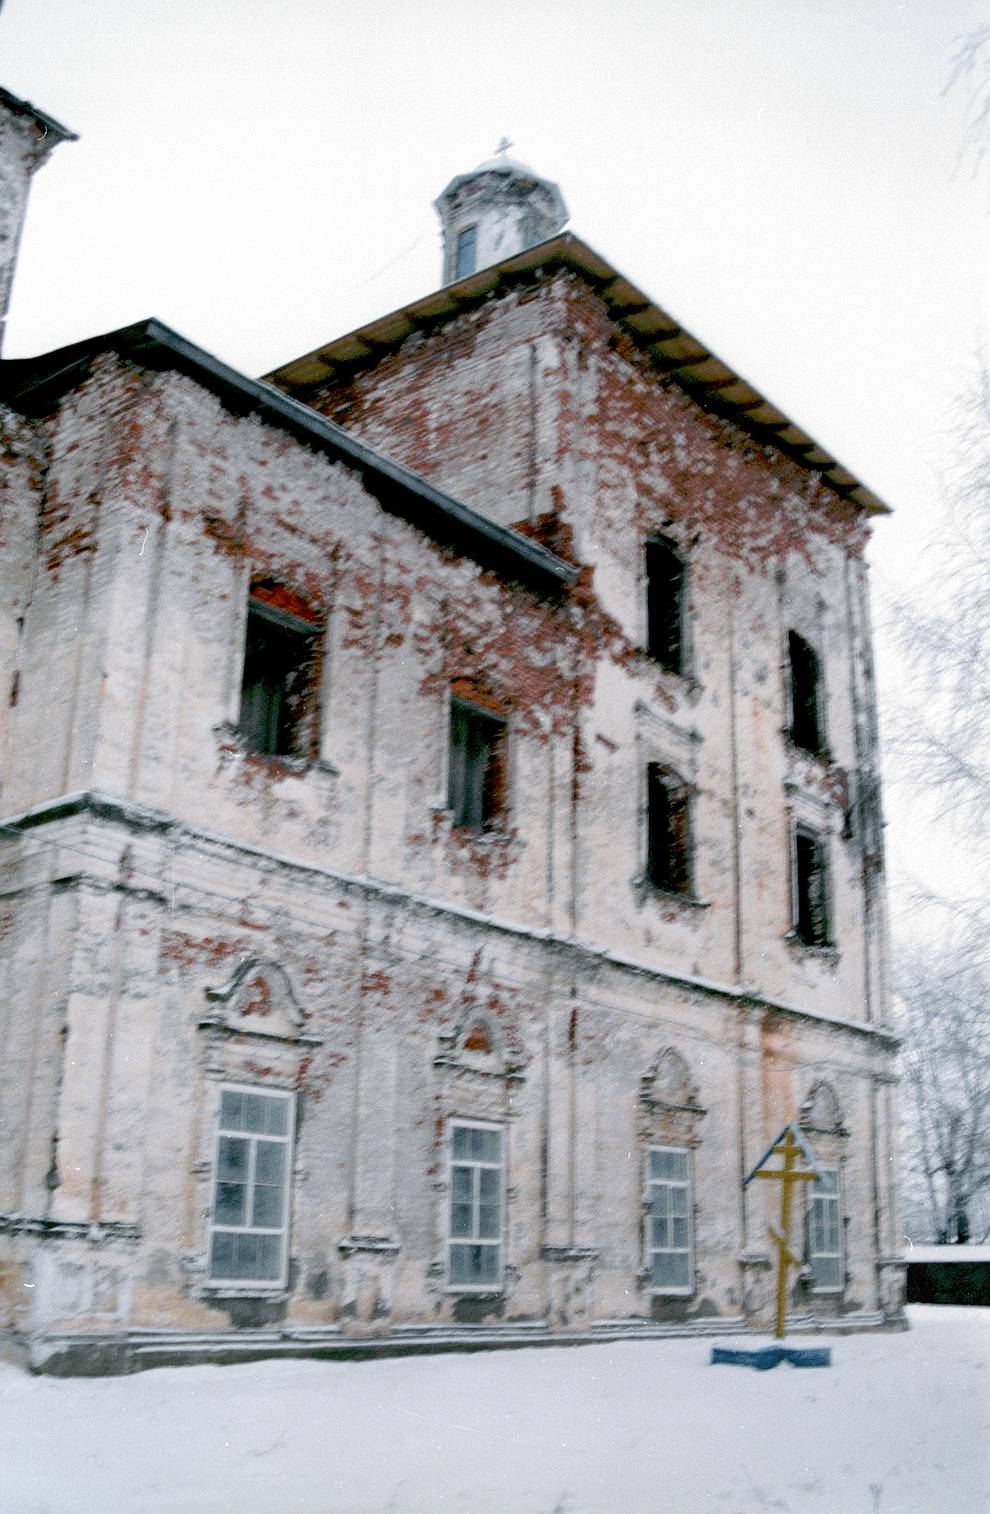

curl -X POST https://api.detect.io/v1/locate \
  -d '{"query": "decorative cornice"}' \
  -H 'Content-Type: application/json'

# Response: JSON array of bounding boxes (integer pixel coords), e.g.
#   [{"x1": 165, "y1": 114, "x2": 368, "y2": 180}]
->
[{"x1": 1, "y1": 789, "x2": 901, "y2": 1049}]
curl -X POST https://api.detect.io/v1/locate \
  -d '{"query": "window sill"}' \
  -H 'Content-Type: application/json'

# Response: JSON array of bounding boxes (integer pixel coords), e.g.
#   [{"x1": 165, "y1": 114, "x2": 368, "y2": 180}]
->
[
  {"x1": 214, "y1": 723, "x2": 337, "y2": 778},
  {"x1": 199, "y1": 1284, "x2": 290, "y2": 1299},
  {"x1": 449, "y1": 825, "x2": 512, "y2": 843},
  {"x1": 782, "y1": 733, "x2": 834, "y2": 767},
  {"x1": 784, "y1": 931, "x2": 839, "y2": 962},
  {"x1": 635, "y1": 879, "x2": 710, "y2": 911},
  {"x1": 432, "y1": 805, "x2": 512, "y2": 841},
  {"x1": 641, "y1": 653, "x2": 702, "y2": 697},
  {"x1": 648, "y1": 1287, "x2": 695, "y2": 1298}
]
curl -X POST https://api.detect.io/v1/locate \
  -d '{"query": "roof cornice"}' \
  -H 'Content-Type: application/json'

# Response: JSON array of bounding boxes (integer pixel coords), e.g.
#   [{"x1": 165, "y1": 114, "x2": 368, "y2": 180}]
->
[
  {"x1": 0, "y1": 319, "x2": 577, "y2": 594},
  {"x1": 266, "y1": 232, "x2": 890, "y2": 518},
  {"x1": 0, "y1": 86, "x2": 77, "y2": 145}
]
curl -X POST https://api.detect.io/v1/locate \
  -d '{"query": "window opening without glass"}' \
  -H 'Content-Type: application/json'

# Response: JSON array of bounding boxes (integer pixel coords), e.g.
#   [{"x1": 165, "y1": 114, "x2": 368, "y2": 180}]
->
[
  {"x1": 809, "y1": 1166, "x2": 842, "y2": 1291},
  {"x1": 646, "y1": 537, "x2": 686, "y2": 675},
  {"x1": 448, "y1": 698, "x2": 507, "y2": 831},
  {"x1": 788, "y1": 630, "x2": 824, "y2": 754},
  {"x1": 447, "y1": 1121, "x2": 503, "y2": 1289},
  {"x1": 455, "y1": 225, "x2": 478, "y2": 279},
  {"x1": 793, "y1": 826, "x2": 830, "y2": 947},
  {"x1": 647, "y1": 1146, "x2": 693, "y2": 1293},
  {"x1": 208, "y1": 1087, "x2": 293, "y2": 1285},
  {"x1": 646, "y1": 763, "x2": 691, "y2": 895},
  {"x1": 239, "y1": 598, "x2": 317, "y2": 758}
]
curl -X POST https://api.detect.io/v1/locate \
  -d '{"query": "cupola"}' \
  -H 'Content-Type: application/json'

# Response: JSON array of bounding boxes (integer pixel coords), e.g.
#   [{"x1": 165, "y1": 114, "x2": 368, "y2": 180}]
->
[{"x1": 434, "y1": 139, "x2": 568, "y2": 286}]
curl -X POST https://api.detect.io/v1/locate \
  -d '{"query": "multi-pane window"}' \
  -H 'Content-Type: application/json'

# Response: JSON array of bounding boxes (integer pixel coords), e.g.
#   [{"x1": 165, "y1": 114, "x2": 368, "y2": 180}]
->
[
  {"x1": 646, "y1": 537, "x2": 686, "y2": 675},
  {"x1": 788, "y1": 630, "x2": 825, "y2": 754},
  {"x1": 793, "y1": 826, "x2": 830, "y2": 947},
  {"x1": 809, "y1": 1166, "x2": 843, "y2": 1292},
  {"x1": 455, "y1": 225, "x2": 478, "y2": 279},
  {"x1": 208, "y1": 1087, "x2": 293, "y2": 1286},
  {"x1": 239, "y1": 598, "x2": 318, "y2": 758},
  {"x1": 447, "y1": 1121, "x2": 503, "y2": 1289},
  {"x1": 646, "y1": 764, "x2": 691, "y2": 895},
  {"x1": 448, "y1": 698, "x2": 507, "y2": 831},
  {"x1": 647, "y1": 1146, "x2": 693, "y2": 1294}
]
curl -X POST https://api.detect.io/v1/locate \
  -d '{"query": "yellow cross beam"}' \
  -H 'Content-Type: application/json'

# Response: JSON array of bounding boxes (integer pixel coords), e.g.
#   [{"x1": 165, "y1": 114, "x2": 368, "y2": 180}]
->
[{"x1": 743, "y1": 1124, "x2": 825, "y2": 1340}]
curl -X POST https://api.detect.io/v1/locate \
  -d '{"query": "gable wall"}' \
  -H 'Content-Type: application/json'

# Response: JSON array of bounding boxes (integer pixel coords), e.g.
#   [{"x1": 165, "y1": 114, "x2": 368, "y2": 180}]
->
[{"x1": 295, "y1": 275, "x2": 889, "y2": 1026}]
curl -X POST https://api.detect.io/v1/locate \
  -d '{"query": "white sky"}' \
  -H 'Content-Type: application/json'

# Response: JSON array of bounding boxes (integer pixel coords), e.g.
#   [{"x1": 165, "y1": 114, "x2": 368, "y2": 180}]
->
[{"x1": 2, "y1": 0, "x2": 988, "y2": 926}]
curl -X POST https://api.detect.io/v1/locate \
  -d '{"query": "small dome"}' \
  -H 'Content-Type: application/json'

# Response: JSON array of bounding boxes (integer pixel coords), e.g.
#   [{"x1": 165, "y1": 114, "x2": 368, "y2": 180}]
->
[{"x1": 434, "y1": 147, "x2": 568, "y2": 286}]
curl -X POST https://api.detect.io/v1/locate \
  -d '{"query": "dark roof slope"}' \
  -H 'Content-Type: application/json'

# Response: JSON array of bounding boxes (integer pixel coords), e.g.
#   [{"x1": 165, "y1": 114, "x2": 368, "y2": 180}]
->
[
  {"x1": 267, "y1": 232, "x2": 889, "y2": 518},
  {"x1": 0, "y1": 318, "x2": 577, "y2": 593},
  {"x1": 0, "y1": 86, "x2": 77, "y2": 144}
]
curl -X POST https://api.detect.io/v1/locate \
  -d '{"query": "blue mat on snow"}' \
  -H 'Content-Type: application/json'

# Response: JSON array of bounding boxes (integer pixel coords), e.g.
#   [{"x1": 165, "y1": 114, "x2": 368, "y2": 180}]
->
[{"x1": 711, "y1": 1344, "x2": 831, "y2": 1369}]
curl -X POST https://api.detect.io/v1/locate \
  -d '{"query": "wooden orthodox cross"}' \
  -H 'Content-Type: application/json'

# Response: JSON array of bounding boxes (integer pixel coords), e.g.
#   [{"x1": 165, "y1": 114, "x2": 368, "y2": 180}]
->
[{"x1": 743, "y1": 1123, "x2": 824, "y2": 1340}]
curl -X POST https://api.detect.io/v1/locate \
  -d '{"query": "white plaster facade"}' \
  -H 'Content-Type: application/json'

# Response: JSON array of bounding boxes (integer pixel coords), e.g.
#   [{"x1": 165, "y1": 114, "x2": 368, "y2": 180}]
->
[{"x1": 0, "y1": 125, "x2": 903, "y2": 1375}]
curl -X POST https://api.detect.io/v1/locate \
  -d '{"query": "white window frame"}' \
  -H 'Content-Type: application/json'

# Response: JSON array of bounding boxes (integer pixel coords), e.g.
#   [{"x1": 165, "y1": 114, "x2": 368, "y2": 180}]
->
[
  {"x1": 445, "y1": 1118, "x2": 505, "y2": 1293},
  {"x1": 808, "y1": 1164, "x2": 843, "y2": 1294},
  {"x1": 646, "y1": 1145, "x2": 694, "y2": 1296},
  {"x1": 207, "y1": 1083, "x2": 295, "y2": 1290}
]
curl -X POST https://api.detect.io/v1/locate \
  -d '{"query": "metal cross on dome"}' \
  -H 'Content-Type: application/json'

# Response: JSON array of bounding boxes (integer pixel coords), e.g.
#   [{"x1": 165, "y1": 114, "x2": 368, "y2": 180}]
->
[
  {"x1": 744, "y1": 1122, "x2": 825, "y2": 1340},
  {"x1": 494, "y1": 136, "x2": 513, "y2": 157}
]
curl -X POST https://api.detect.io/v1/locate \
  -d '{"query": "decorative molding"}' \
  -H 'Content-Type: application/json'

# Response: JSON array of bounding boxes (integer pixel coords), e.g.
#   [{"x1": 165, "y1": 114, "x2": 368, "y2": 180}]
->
[
  {"x1": 0, "y1": 1214, "x2": 141, "y2": 1243},
  {"x1": 541, "y1": 1245, "x2": 600, "y2": 1264},
  {"x1": 200, "y1": 956, "x2": 321, "y2": 1046},
  {"x1": 633, "y1": 700, "x2": 702, "y2": 778},
  {"x1": 0, "y1": 790, "x2": 899, "y2": 1048},
  {"x1": 641, "y1": 1047, "x2": 704, "y2": 1114},
  {"x1": 337, "y1": 1234, "x2": 401, "y2": 1257},
  {"x1": 434, "y1": 1009, "x2": 525, "y2": 1083},
  {"x1": 798, "y1": 1078, "x2": 848, "y2": 1138}
]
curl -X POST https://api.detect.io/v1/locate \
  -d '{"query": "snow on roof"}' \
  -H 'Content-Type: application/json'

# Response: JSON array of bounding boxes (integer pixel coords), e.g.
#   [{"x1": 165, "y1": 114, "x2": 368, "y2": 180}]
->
[{"x1": 904, "y1": 1245, "x2": 990, "y2": 1263}]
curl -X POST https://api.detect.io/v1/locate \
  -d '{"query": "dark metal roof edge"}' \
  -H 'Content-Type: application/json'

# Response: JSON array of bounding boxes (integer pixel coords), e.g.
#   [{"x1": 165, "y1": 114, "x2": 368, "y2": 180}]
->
[
  {"x1": 0, "y1": 319, "x2": 577, "y2": 593},
  {"x1": 268, "y1": 231, "x2": 891, "y2": 518},
  {"x1": 0, "y1": 86, "x2": 77, "y2": 143}
]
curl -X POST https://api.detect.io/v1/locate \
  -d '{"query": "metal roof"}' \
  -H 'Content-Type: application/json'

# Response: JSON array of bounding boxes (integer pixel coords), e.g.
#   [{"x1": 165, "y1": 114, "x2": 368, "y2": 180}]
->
[
  {"x1": 267, "y1": 232, "x2": 890, "y2": 517},
  {"x1": 0, "y1": 318, "x2": 577, "y2": 594}
]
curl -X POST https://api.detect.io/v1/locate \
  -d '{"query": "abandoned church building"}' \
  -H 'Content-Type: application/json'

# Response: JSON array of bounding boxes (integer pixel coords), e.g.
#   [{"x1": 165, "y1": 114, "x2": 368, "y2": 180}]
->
[{"x1": 0, "y1": 90, "x2": 904, "y2": 1375}]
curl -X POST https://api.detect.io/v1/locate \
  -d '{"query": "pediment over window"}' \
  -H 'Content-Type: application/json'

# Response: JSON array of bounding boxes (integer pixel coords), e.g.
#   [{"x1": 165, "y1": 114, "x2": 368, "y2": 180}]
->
[
  {"x1": 201, "y1": 957, "x2": 319, "y2": 1045},
  {"x1": 798, "y1": 1078, "x2": 847, "y2": 1137},
  {"x1": 435, "y1": 1010, "x2": 523, "y2": 1081},
  {"x1": 640, "y1": 1046, "x2": 705, "y2": 1148},
  {"x1": 641, "y1": 1047, "x2": 702, "y2": 1111}
]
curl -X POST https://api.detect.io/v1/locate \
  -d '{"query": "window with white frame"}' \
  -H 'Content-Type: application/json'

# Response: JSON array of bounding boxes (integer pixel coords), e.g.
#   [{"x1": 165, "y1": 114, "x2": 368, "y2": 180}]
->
[
  {"x1": 447, "y1": 1121, "x2": 503, "y2": 1289},
  {"x1": 808, "y1": 1165, "x2": 843, "y2": 1292},
  {"x1": 455, "y1": 225, "x2": 478, "y2": 279},
  {"x1": 208, "y1": 1086, "x2": 293, "y2": 1286},
  {"x1": 647, "y1": 1146, "x2": 693, "y2": 1293}
]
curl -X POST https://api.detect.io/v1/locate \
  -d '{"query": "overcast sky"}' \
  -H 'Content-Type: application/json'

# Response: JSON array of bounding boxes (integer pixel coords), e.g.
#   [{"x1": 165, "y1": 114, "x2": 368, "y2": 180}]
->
[{"x1": 3, "y1": 0, "x2": 988, "y2": 922}]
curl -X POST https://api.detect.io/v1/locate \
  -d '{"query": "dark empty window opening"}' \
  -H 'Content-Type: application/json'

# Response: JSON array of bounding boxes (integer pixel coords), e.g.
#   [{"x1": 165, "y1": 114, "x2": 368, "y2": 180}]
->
[
  {"x1": 455, "y1": 225, "x2": 478, "y2": 280},
  {"x1": 646, "y1": 538, "x2": 686, "y2": 675},
  {"x1": 788, "y1": 631, "x2": 824, "y2": 754},
  {"x1": 646, "y1": 764, "x2": 691, "y2": 895},
  {"x1": 793, "y1": 827, "x2": 830, "y2": 947},
  {"x1": 448, "y1": 698, "x2": 506, "y2": 831},
  {"x1": 239, "y1": 599, "x2": 318, "y2": 759}
]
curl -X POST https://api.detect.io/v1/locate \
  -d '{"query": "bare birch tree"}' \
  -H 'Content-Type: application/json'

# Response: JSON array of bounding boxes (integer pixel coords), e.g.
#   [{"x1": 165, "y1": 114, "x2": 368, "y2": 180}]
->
[
  {"x1": 887, "y1": 350, "x2": 990, "y2": 1241},
  {"x1": 898, "y1": 943, "x2": 990, "y2": 1243}
]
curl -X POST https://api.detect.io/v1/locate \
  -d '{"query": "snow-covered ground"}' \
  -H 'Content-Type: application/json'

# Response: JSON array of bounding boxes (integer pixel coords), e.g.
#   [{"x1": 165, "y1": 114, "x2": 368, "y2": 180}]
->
[{"x1": 1, "y1": 1307, "x2": 987, "y2": 1514}]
